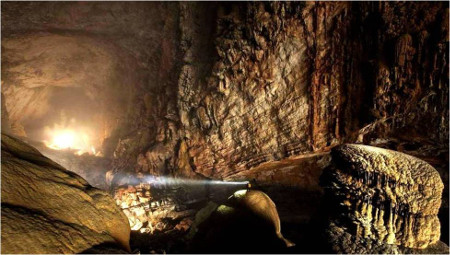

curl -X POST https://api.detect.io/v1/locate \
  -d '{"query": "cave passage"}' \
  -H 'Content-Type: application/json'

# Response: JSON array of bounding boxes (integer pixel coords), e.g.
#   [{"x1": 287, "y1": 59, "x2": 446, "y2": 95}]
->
[{"x1": 1, "y1": 1, "x2": 448, "y2": 254}]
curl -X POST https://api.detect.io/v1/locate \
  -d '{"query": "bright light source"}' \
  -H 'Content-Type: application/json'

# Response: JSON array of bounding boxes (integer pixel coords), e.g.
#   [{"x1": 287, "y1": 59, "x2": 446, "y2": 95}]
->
[
  {"x1": 141, "y1": 175, "x2": 249, "y2": 186},
  {"x1": 51, "y1": 130, "x2": 75, "y2": 149},
  {"x1": 209, "y1": 180, "x2": 249, "y2": 185},
  {"x1": 113, "y1": 174, "x2": 249, "y2": 187},
  {"x1": 43, "y1": 123, "x2": 98, "y2": 156}
]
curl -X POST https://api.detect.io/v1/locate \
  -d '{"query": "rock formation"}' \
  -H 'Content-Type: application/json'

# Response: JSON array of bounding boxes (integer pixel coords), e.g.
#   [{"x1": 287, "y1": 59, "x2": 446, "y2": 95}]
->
[
  {"x1": 0, "y1": 2, "x2": 448, "y2": 252},
  {"x1": 188, "y1": 189, "x2": 292, "y2": 253},
  {"x1": 227, "y1": 189, "x2": 295, "y2": 247},
  {"x1": 1, "y1": 133, "x2": 131, "y2": 254},
  {"x1": 1, "y1": 2, "x2": 447, "y2": 184},
  {"x1": 320, "y1": 144, "x2": 446, "y2": 253}
]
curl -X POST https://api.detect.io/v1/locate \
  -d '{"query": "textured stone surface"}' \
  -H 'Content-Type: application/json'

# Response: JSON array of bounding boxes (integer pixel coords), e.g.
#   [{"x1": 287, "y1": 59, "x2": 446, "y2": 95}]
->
[
  {"x1": 1, "y1": 133, "x2": 131, "y2": 253},
  {"x1": 325, "y1": 221, "x2": 449, "y2": 254},
  {"x1": 1, "y1": 2, "x2": 448, "y2": 252},
  {"x1": 174, "y1": 1, "x2": 449, "y2": 181},
  {"x1": 321, "y1": 144, "x2": 444, "y2": 251},
  {"x1": 1, "y1": 2, "x2": 447, "y2": 183},
  {"x1": 226, "y1": 152, "x2": 330, "y2": 187}
]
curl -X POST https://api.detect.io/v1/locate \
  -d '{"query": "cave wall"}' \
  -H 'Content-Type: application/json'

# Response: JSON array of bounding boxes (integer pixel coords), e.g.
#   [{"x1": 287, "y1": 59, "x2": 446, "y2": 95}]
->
[
  {"x1": 2, "y1": 34, "x2": 139, "y2": 143},
  {"x1": 141, "y1": 1, "x2": 449, "y2": 180},
  {"x1": 1, "y1": 2, "x2": 448, "y2": 182},
  {"x1": 1, "y1": 2, "x2": 178, "y2": 155},
  {"x1": 175, "y1": 2, "x2": 370, "y2": 179}
]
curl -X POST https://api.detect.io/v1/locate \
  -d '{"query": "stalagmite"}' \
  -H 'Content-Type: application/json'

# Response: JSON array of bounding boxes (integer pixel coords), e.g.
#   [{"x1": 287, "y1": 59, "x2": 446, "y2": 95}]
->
[{"x1": 321, "y1": 144, "x2": 444, "y2": 251}]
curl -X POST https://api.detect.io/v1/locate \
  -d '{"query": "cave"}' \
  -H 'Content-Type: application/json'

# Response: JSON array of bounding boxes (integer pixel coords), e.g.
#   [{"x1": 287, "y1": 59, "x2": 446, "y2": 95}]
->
[{"x1": 1, "y1": 1, "x2": 449, "y2": 254}]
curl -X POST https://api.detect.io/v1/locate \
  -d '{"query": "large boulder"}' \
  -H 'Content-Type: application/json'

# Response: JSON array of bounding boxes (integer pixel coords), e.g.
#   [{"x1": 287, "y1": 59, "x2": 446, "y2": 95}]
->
[
  {"x1": 188, "y1": 190, "x2": 293, "y2": 253},
  {"x1": 320, "y1": 144, "x2": 447, "y2": 253},
  {"x1": 1, "y1": 133, "x2": 131, "y2": 254}
]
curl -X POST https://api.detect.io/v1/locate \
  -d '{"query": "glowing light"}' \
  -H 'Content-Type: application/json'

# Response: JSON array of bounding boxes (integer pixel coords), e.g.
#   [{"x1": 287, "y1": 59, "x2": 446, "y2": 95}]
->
[
  {"x1": 141, "y1": 175, "x2": 249, "y2": 187},
  {"x1": 111, "y1": 173, "x2": 250, "y2": 188},
  {"x1": 44, "y1": 123, "x2": 98, "y2": 156},
  {"x1": 230, "y1": 189, "x2": 248, "y2": 199},
  {"x1": 50, "y1": 130, "x2": 76, "y2": 149}
]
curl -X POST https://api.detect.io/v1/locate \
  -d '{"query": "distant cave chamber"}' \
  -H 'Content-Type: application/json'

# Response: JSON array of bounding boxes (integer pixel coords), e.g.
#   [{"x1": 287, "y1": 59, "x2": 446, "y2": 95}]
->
[{"x1": 1, "y1": 1, "x2": 449, "y2": 254}]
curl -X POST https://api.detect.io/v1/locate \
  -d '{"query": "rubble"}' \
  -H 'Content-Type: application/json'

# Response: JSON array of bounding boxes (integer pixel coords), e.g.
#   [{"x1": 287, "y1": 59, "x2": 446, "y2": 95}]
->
[{"x1": 114, "y1": 182, "x2": 196, "y2": 234}]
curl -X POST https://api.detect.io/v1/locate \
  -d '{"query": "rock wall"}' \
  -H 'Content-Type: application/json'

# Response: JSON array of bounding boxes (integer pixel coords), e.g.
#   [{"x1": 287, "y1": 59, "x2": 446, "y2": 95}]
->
[
  {"x1": 147, "y1": 1, "x2": 449, "y2": 180},
  {"x1": 1, "y1": 2, "x2": 448, "y2": 184}
]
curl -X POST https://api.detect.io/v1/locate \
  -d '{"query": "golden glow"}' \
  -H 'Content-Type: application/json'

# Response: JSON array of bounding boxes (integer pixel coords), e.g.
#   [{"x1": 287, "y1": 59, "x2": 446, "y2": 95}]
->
[
  {"x1": 44, "y1": 123, "x2": 98, "y2": 156},
  {"x1": 50, "y1": 130, "x2": 76, "y2": 150}
]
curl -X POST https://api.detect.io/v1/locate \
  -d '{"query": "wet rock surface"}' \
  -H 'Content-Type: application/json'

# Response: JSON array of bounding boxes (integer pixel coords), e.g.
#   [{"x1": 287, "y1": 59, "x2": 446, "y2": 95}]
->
[
  {"x1": 1, "y1": 133, "x2": 131, "y2": 254},
  {"x1": 320, "y1": 144, "x2": 448, "y2": 253}
]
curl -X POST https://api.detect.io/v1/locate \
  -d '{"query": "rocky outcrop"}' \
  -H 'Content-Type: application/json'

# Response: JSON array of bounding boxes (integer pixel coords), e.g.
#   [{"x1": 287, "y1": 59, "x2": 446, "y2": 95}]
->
[
  {"x1": 176, "y1": 2, "x2": 345, "y2": 179},
  {"x1": 1, "y1": 133, "x2": 131, "y2": 254},
  {"x1": 320, "y1": 144, "x2": 446, "y2": 253}
]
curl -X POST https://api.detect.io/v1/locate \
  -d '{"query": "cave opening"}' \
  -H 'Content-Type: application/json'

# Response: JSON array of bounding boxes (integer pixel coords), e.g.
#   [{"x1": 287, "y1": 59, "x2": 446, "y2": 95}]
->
[
  {"x1": 1, "y1": 1, "x2": 449, "y2": 254},
  {"x1": 25, "y1": 86, "x2": 101, "y2": 154}
]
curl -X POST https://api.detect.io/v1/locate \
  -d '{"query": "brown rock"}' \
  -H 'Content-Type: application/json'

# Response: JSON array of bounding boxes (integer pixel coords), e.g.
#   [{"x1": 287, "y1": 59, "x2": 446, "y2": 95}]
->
[
  {"x1": 321, "y1": 144, "x2": 444, "y2": 251},
  {"x1": 1, "y1": 133, "x2": 131, "y2": 254},
  {"x1": 1, "y1": 2, "x2": 447, "y2": 187}
]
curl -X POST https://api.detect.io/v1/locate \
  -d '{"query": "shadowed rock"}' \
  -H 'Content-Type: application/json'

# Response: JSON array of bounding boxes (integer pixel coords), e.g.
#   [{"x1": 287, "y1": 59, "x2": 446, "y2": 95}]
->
[
  {"x1": 1, "y1": 133, "x2": 131, "y2": 254},
  {"x1": 188, "y1": 189, "x2": 293, "y2": 253}
]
